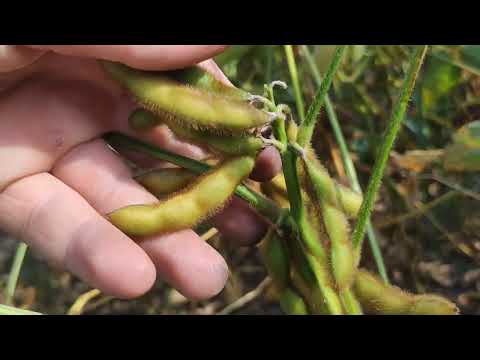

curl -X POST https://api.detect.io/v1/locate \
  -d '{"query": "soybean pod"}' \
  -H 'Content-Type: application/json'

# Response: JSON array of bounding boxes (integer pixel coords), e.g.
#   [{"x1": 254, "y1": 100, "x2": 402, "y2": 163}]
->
[
  {"x1": 135, "y1": 168, "x2": 196, "y2": 199},
  {"x1": 164, "y1": 65, "x2": 250, "y2": 101},
  {"x1": 302, "y1": 157, "x2": 363, "y2": 219},
  {"x1": 353, "y1": 270, "x2": 459, "y2": 315},
  {"x1": 101, "y1": 61, "x2": 272, "y2": 134},
  {"x1": 258, "y1": 227, "x2": 290, "y2": 291},
  {"x1": 278, "y1": 288, "x2": 309, "y2": 315},
  {"x1": 129, "y1": 109, "x2": 264, "y2": 157},
  {"x1": 108, "y1": 156, "x2": 255, "y2": 238}
]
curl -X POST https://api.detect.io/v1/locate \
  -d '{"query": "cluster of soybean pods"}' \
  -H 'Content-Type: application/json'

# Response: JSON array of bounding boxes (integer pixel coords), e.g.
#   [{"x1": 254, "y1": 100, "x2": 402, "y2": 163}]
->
[{"x1": 101, "y1": 60, "x2": 458, "y2": 315}]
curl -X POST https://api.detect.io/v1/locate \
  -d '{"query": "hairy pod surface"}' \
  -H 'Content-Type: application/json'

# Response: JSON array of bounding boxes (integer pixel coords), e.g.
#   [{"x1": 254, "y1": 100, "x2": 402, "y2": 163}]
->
[
  {"x1": 302, "y1": 158, "x2": 362, "y2": 218},
  {"x1": 305, "y1": 252, "x2": 344, "y2": 315},
  {"x1": 279, "y1": 288, "x2": 309, "y2": 315},
  {"x1": 260, "y1": 180, "x2": 290, "y2": 209},
  {"x1": 108, "y1": 156, "x2": 255, "y2": 237},
  {"x1": 286, "y1": 120, "x2": 299, "y2": 143},
  {"x1": 135, "y1": 168, "x2": 196, "y2": 199},
  {"x1": 258, "y1": 228, "x2": 290, "y2": 291},
  {"x1": 321, "y1": 203, "x2": 355, "y2": 291},
  {"x1": 163, "y1": 114, "x2": 264, "y2": 157},
  {"x1": 410, "y1": 295, "x2": 459, "y2": 315},
  {"x1": 101, "y1": 61, "x2": 272, "y2": 133},
  {"x1": 353, "y1": 270, "x2": 414, "y2": 315},
  {"x1": 129, "y1": 109, "x2": 264, "y2": 157},
  {"x1": 354, "y1": 270, "x2": 459, "y2": 315},
  {"x1": 164, "y1": 65, "x2": 250, "y2": 101}
]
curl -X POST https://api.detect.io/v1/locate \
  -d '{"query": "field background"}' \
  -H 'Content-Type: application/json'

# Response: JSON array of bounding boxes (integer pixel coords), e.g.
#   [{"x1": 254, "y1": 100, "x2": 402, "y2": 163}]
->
[{"x1": 1, "y1": 45, "x2": 480, "y2": 315}]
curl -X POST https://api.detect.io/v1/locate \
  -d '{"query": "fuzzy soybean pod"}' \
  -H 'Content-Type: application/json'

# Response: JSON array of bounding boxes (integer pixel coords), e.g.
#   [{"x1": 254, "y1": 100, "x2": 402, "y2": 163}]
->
[
  {"x1": 101, "y1": 61, "x2": 272, "y2": 134},
  {"x1": 260, "y1": 175, "x2": 290, "y2": 209},
  {"x1": 164, "y1": 65, "x2": 250, "y2": 101},
  {"x1": 353, "y1": 270, "x2": 414, "y2": 315},
  {"x1": 320, "y1": 204, "x2": 355, "y2": 291},
  {"x1": 354, "y1": 270, "x2": 459, "y2": 315},
  {"x1": 278, "y1": 288, "x2": 309, "y2": 315},
  {"x1": 129, "y1": 109, "x2": 264, "y2": 157},
  {"x1": 108, "y1": 156, "x2": 255, "y2": 238},
  {"x1": 288, "y1": 229, "x2": 343, "y2": 315},
  {"x1": 135, "y1": 168, "x2": 196, "y2": 199},
  {"x1": 258, "y1": 227, "x2": 290, "y2": 291},
  {"x1": 410, "y1": 295, "x2": 459, "y2": 315},
  {"x1": 300, "y1": 159, "x2": 356, "y2": 295},
  {"x1": 162, "y1": 114, "x2": 264, "y2": 157},
  {"x1": 301, "y1": 157, "x2": 363, "y2": 218}
]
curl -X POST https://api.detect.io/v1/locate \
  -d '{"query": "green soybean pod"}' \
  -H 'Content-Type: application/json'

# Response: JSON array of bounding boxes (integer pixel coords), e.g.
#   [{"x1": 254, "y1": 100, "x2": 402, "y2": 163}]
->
[
  {"x1": 108, "y1": 156, "x2": 255, "y2": 238},
  {"x1": 163, "y1": 115, "x2": 264, "y2": 157},
  {"x1": 286, "y1": 120, "x2": 299, "y2": 143},
  {"x1": 101, "y1": 61, "x2": 272, "y2": 134},
  {"x1": 258, "y1": 227, "x2": 290, "y2": 291},
  {"x1": 409, "y1": 295, "x2": 459, "y2": 315},
  {"x1": 302, "y1": 158, "x2": 363, "y2": 218},
  {"x1": 321, "y1": 203, "x2": 355, "y2": 291},
  {"x1": 354, "y1": 270, "x2": 459, "y2": 315},
  {"x1": 164, "y1": 65, "x2": 250, "y2": 101},
  {"x1": 353, "y1": 270, "x2": 415, "y2": 315},
  {"x1": 260, "y1": 178, "x2": 290, "y2": 209},
  {"x1": 279, "y1": 288, "x2": 309, "y2": 315},
  {"x1": 129, "y1": 109, "x2": 264, "y2": 157},
  {"x1": 135, "y1": 168, "x2": 196, "y2": 198}
]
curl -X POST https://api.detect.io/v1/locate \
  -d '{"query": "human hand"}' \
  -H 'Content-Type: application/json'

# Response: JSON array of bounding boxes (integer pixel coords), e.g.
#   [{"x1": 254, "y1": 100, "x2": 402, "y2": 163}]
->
[{"x1": 0, "y1": 45, "x2": 281, "y2": 300}]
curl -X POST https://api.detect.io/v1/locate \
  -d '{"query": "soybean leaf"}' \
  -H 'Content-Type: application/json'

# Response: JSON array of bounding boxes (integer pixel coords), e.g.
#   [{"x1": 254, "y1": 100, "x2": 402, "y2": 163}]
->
[{"x1": 420, "y1": 56, "x2": 461, "y2": 117}]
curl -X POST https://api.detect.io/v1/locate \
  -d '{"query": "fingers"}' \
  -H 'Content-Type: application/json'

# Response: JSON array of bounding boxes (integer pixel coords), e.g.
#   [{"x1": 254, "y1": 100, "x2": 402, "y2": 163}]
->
[
  {"x1": 250, "y1": 146, "x2": 282, "y2": 182},
  {"x1": 211, "y1": 197, "x2": 269, "y2": 246},
  {"x1": 0, "y1": 173, "x2": 156, "y2": 299},
  {"x1": 27, "y1": 45, "x2": 228, "y2": 71},
  {"x1": 197, "y1": 59, "x2": 233, "y2": 86},
  {"x1": 0, "y1": 45, "x2": 46, "y2": 72},
  {"x1": 52, "y1": 139, "x2": 229, "y2": 300}
]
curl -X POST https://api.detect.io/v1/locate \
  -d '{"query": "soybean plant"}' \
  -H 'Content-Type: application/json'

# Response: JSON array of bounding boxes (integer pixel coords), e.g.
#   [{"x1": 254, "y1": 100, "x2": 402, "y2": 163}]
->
[{"x1": 101, "y1": 47, "x2": 459, "y2": 315}]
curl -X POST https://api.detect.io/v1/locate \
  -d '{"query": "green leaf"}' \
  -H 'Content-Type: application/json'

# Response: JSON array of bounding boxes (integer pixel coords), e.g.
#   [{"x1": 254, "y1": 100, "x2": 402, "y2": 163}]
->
[{"x1": 420, "y1": 56, "x2": 461, "y2": 116}]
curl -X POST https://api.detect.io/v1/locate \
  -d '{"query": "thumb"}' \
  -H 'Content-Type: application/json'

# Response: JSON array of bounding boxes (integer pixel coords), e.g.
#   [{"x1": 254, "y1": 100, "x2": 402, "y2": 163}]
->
[{"x1": 26, "y1": 45, "x2": 228, "y2": 71}]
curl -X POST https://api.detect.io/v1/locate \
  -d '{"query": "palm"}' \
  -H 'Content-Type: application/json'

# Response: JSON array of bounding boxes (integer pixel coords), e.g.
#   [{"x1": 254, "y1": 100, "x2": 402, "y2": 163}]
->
[{"x1": 0, "y1": 46, "x2": 280, "y2": 300}]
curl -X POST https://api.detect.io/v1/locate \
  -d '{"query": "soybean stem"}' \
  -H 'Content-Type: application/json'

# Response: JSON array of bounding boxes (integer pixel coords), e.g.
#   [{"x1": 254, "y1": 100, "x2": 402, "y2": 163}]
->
[
  {"x1": 269, "y1": 65, "x2": 340, "y2": 314},
  {"x1": 297, "y1": 45, "x2": 347, "y2": 148},
  {"x1": 301, "y1": 45, "x2": 389, "y2": 283},
  {"x1": 284, "y1": 45, "x2": 306, "y2": 123},
  {"x1": 351, "y1": 45, "x2": 429, "y2": 254},
  {"x1": 4, "y1": 242, "x2": 28, "y2": 306}
]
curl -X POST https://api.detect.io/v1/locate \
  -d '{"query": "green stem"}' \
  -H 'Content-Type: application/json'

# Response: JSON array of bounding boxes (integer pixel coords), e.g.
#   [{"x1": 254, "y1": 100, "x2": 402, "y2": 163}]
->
[
  {"x1": 4, "y1": 242, "x2": 28, "y2": 306},
  {"x1": 297, "y1": 45, "x2": 347, "y2": 148},
  {"x1": 301, "y1": 45, "x2": 389, "y2": 283},
  {"x1": 284, "y1": 45, "x2": 306, "y2": 123},
  {"x1": 268, "y1": 75, "x2": 340, "y2": 314},
  {"x1": 340, "y1": 288, "x2": 363, "y2": 315},
  {"x1": 351, "y1": 45, "x2": 429, "y2": 253},
  {"x1": 103, "y1": 132, "x2": 281, "y2": 223}
]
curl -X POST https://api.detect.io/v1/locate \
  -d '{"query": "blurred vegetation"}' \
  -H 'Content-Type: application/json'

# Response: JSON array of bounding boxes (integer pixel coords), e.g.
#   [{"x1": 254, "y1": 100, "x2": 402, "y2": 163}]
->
[{"x1": 1, "y1": 45, "x2": 480, "y2": 315}]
